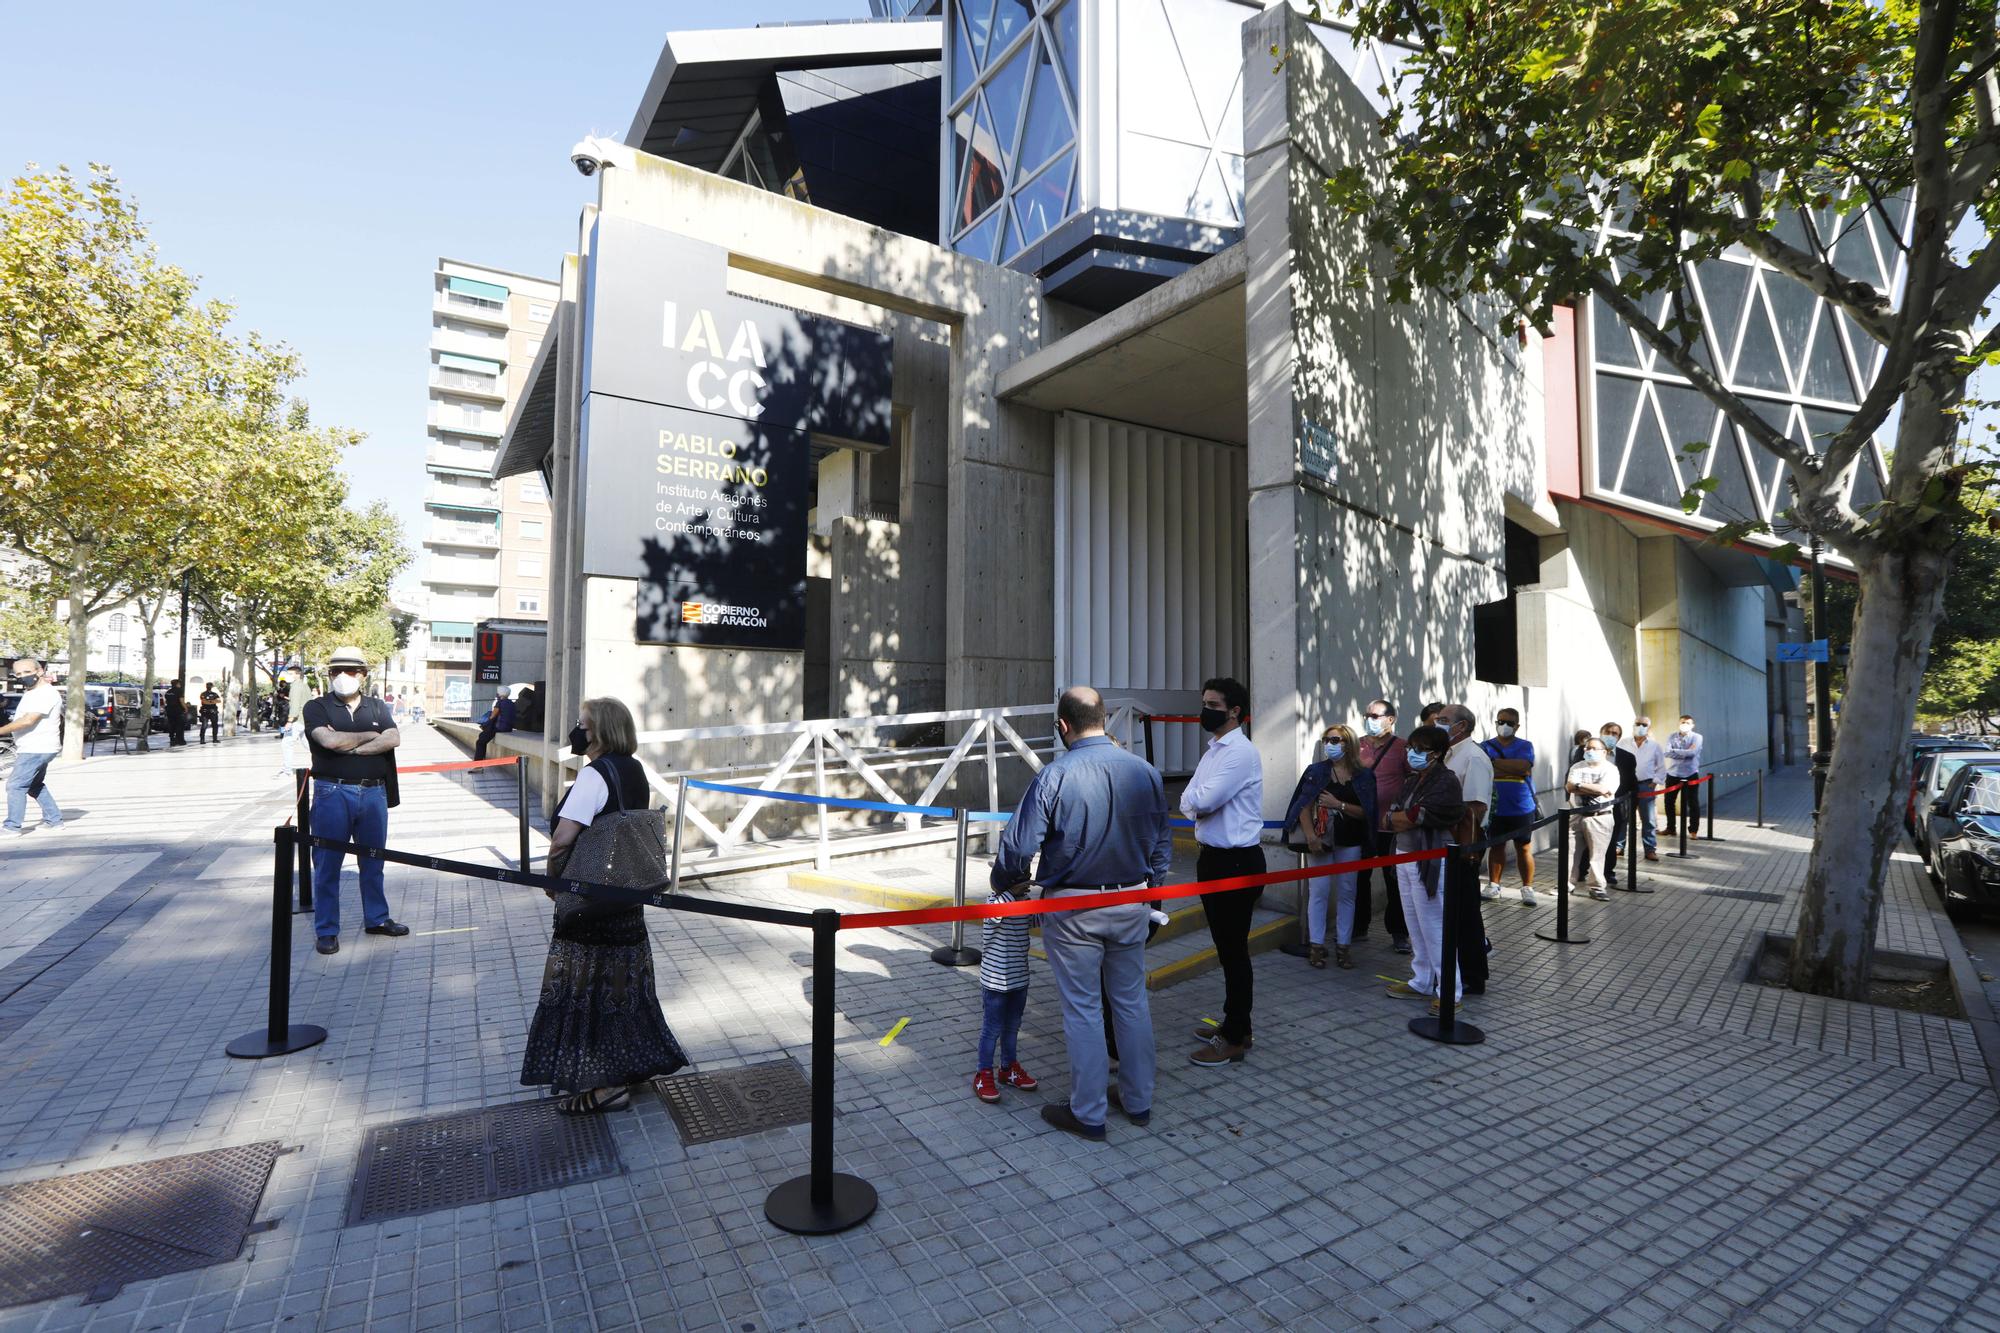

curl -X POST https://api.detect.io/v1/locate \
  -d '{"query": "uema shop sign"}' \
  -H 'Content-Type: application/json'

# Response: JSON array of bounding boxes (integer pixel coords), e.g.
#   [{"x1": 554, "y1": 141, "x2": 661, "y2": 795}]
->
[
  {"x1": 475, "y1": 630, "x2": 503, "y2": 683},
  {"x1": 577, "y1": 216, "x2": 892, "y2": 651}
]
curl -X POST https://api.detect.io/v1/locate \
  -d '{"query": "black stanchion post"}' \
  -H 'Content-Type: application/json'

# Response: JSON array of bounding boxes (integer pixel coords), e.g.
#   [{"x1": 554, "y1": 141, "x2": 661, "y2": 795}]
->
[
  {"x1": 293, "y1": 769, "x2": 313, "y2": 914},
  {"x1": 1668, "y1": 782, "x2": 1697, "y2": 860},
  {"x1": 1704, "y1": 776, "x2": 1718, "y2": 840},
  {"x1": 931, "y1": 810, "x2": 982, "y2": 967},
  {"x1": 1617, "y1": 790, "x2": 1655, "y2": 894},
  {"x1": 1537, "y1": 812, "x2": 1590, "y2": 944},
  {"x1": 1756, "y1": 769, "x2": 1765, "y2": 828},
  {"x1": 1411, "y1": 856, "x2": 1484, "y2": 1045},
  {"x1": 1142, "y1": 714, "x2": 1155, "y2": 769},
  {"x1": 515, "y1": 754, "x2": 531, "y2": 870},
  {"x1": 766, "y1": 909, "x2": 878, "y2": 1234},
  {"x1": 227, "y1": 826, "x2": 329, "y2": 1059}
]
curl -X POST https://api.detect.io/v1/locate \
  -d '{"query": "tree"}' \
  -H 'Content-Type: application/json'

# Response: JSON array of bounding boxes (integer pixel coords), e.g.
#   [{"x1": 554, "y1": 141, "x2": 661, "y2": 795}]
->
[
  {"x1": 1322, "y1": 0, "x2": 2000, "y2": 997},
  {"x1": 0, "y1": 591, "x2": 61, "y2": 660}
]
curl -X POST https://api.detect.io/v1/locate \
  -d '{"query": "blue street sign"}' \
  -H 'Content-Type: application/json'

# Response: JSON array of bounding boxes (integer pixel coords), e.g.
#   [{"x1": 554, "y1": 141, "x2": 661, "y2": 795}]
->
[{"x1": 1775, "y1": 640, "x2": 1830, "y2": 663}]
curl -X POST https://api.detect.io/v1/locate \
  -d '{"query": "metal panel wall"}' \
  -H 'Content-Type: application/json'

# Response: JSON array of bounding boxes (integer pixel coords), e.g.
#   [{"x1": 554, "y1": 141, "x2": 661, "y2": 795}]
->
[{"x1": 1054, "y1": 410, "x2": 1247, "y2": 772}]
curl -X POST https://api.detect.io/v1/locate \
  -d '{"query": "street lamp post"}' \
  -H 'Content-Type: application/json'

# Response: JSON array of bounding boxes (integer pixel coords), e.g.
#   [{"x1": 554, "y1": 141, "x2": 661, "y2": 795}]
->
[
  {"x1": 176, "y1": 568, "x2": 191, "y2": 693},
  {"x1": 1810, "y1": 531, "x2": 1833, "y2": 816}
]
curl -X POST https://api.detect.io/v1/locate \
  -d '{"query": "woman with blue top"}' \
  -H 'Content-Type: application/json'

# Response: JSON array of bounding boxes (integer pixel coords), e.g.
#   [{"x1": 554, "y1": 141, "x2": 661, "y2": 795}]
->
[{"x1": 1282, "y1": 722, "x2": 1377, "y2": 970}]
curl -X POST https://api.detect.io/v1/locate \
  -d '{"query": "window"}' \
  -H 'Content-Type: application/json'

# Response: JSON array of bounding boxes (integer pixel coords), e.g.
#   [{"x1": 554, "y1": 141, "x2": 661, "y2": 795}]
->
[
  {"x1": 528, "y1": 303, "x2": 553, "y2": 323},
  {"x1": 515, "y1": 594, "x2": 543, "y2": 614},
  {"x1": 521, "y1": 519, "x2": 544, "y2": 540},
  {"x1": 191, "y1": 637, "x2": 207, "y2": 659},
  {"x1": 109, "y1": 613, "x2": 127, "y2": 631},
  {"x1": 948, "y1": 0, "x2": 1080, "y2": 262},
  {"x1": 517, "y1": 556, "x2": 542, "y2": 576},
  {"x1": 1473, "y1": 520, "x2": 1543, "y2": 686},
  {"x1": 519, "y1": 475, "x2": 546, "y2": 503},
  {"x1": 107, "y1": 644, "x2": 125, "y2": 667}
]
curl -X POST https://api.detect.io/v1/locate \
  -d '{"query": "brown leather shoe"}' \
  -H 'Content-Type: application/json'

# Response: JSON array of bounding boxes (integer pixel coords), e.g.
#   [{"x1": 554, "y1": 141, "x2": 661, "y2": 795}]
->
[
  {"x1": 1644, "y1": 850, "x2": 1660, "y2": 862},
  {"x1": 1189, "y1": 1040, "x2": 1247, "y2": 1067}
]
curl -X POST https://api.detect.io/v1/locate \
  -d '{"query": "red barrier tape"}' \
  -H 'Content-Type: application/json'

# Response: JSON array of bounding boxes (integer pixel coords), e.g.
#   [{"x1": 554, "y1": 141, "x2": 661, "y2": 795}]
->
[
  {"x1": 839, "y1": 845, "x2": 1451, "y2": 930},
  {"x1": 400, "y1": 757, "x2": 525, "y2": 775},
  {"x1": 1653, "y1": 775, "x2": 1712, "y2": 797}
]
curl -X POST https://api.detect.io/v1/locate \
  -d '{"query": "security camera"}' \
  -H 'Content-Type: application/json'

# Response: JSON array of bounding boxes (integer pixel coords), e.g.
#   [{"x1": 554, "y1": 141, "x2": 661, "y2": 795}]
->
[{"x1": 571, "y1": 140, "x2": 603, "y2": 177}]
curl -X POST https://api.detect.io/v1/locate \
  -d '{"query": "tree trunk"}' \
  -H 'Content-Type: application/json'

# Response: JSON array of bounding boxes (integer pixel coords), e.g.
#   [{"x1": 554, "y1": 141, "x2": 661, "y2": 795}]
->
[
  {"x1": 135, "y1": 596, "x2": 164, "y2": 754},
  {"x1": 61, "y1": 566, "x2": 91, "y2": 764},
  {"x1": 1788, "y1": 543, "x2": 1950, "y2": 997},
  {"x1": 244, "y1": 624, "x2": 261, "y2": 731}
]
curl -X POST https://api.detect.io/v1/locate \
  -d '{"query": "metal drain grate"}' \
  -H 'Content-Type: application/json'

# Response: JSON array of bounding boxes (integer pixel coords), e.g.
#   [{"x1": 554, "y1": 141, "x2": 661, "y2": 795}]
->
[
  {"x1": 0, "y1": 1140, "x2": 283, "y2": 1308},
  {"x1": 346, "y1": 1098, "x2": 621, "y2": 1226},
  {"x1": 1703, "y1": 889, "x2": 1786, "y2": 904},
  {"x1": 655, "y1": 1059, "x2": 813, "y2": 1146}
]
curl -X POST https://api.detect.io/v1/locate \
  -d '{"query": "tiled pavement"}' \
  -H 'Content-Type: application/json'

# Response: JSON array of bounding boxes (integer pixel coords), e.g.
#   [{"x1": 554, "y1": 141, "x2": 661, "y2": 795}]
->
[{"x1": 1, "y1": 731, "x2": 1997, "y2": 1331}]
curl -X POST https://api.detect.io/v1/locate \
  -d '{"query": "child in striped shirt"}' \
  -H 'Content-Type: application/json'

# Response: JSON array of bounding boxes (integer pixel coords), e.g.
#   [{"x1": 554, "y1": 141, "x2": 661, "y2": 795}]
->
[{"x1": 972, "y1": 886, "x2": 1039, "y2": 1104}]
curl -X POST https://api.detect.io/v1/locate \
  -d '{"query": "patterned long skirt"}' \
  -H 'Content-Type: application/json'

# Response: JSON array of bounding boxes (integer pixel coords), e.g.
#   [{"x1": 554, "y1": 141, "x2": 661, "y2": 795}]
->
[{"x1": 520, "y1": 905, "x2": 689, "y2": 1093}]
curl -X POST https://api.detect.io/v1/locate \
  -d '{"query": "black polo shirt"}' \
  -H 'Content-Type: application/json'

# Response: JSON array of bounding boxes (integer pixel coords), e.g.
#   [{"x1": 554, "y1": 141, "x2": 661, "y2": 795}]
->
[{"x1": 302, "y1": 695, "x2": 397, "y2": 781}]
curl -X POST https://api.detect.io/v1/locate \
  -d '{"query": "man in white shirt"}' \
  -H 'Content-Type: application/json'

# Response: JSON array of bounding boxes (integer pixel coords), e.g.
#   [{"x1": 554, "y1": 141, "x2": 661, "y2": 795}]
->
[
  {"x1": 1616, "y1": 715, "x2": 1666, "y2": 862},
  {"x1": 1439, "y1": 704, "x2": 1493, "y2": 994},
  {"x1": 1182, "y1": 676, "x2": 1265, "y2": 1068},
  {"x1": 1, "y1": 658, "x2": 66, "y2": 835}
]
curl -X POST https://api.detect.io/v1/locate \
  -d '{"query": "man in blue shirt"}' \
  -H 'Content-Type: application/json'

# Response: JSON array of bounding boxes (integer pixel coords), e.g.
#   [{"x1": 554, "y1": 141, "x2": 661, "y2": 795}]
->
[
  {"x1": 474, "y1": 686, "x2": 516, "y2": 760},
  {"x1": 993, "y1": 685, "x2": 1171, "y2": 1141},
  {"x1": 1479, "y1": 706, "x2": 1539, "y2": 906}
]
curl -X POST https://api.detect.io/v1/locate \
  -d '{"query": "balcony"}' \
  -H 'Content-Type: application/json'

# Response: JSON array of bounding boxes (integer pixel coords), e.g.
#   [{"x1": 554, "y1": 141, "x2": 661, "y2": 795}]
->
[
  {"x1": 427, "y1": 442, "x2": 497, "y2": 474},
  {"x1": 428, "y1": 404, "x2": 504, "y2": 439},
  {"x1": 429, "y1": 325, "x2": 508, "y2": 363},
  {"x1": 428, "y1": 637, "x2": 474, "y2": 663},
  {"x1": 428, "y1": 365, "x2": 506, "y2": 400},
  {"x1": 427, "y1": 557, "x2": 501, "y2": 588},
  {"x1": 432, "y1": 289, "x2": 511, "y2": 329},
  {"x1": 426, "y1": 594, "x2": 497, "y2": 622},
  {"x1": 423, "y1": 521, "x2": 501, "y2": 550},
  {"x1": 425, "y1": 480, "x2": 499, "y2": 513}
]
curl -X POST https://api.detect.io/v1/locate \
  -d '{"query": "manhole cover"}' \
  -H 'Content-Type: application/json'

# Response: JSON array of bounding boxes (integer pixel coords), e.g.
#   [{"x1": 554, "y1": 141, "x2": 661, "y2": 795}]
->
[
  {"x1": 655, "y1": 1059, "x2": 813, "y2": 1146},
  {"x1": 1703, "y1": 889, "x2": 1786, "y2": 904},
  {"x1": 0, "y1": 1141, "x2": 283, "y2": 1308},
  {"x1": 346, "y1": 1098, "x2": 621, "y2": 1226}
]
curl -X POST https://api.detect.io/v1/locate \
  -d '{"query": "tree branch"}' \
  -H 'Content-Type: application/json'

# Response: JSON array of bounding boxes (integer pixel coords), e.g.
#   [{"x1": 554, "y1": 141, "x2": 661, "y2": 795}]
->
[{"x1": 1687, "y1": 206, "x2": 1894, "y2": 344}]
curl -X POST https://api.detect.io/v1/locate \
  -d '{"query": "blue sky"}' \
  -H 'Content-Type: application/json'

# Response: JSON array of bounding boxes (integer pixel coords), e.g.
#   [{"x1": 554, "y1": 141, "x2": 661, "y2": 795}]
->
[{"x1": 0, "y1": 0, "x2": 869, "y2": 592}]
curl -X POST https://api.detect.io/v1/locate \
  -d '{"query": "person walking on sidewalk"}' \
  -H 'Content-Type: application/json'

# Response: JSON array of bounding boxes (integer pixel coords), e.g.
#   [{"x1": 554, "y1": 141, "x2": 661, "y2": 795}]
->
[
  {"x1": 1184, "y1": 676, "x2": 1266, "y2": 1069},
  {"x1": 1355, "y1": 698, "x2": 1413, "y2": 953},
  {"x1": 970, "y1": 882, "x2": 1040, "y2": 1104},
  {"x1": 1384, "y1": 725, "x2": 1465, "y2": 1010},
  {"x1": 991, "y1": 686, "x2": 1170, "y2": 1142},
  {"x1": 1565, "y1": 737, "x2": 1620, "y2": 898},
  {"x1": 1481, "y1": 706, "x2": 1539, "y2": 905},
  {"x1": 198, "y1": 682, "x2": 221, "y2": 744},
  {"x1": 1440, "y1": 704, "x2": 1493, "y2": 996},
  {"x1": 1616, "y1": 716, "x2": 1664, "y2": 863},
  {"x1": 1664, "y1": 714, "x2": 1705, "y2": 836},
  {"x1": 1281, "y1": 723, "x2": 1376, "y2": 970},
  {"x1": 303, "y1": 647, "x2": 409, "y2": 955},
  {"x1": 1, "y1": 658, "x2": 64, "y2": 836}
]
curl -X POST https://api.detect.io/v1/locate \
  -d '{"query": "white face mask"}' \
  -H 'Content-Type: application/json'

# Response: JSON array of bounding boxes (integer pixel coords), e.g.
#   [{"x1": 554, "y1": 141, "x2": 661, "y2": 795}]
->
[
  {"x1": 331, "y1": 673, "x2": 362, "y2": 698},
  {"x1": 1586, "y1": 748, "x2": 1606, "y2": 763},
  {"x1": 1679, "y1": 722, "x2": 1694, "y2": 734},
  {"x1": 1496, "y1": 722, "x2": 1516, "y2": 737},
  {"x1": 1634, "y1": 724, "x2": 1649, "y2": 736},
  {"x1": 1365, "y1": 717, "x2": 1388, "y2": 737}
]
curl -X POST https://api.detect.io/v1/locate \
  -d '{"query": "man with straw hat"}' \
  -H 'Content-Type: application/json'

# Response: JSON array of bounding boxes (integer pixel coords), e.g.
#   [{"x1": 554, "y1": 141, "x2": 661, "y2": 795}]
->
[{"x1": 302, "y1": 646, "x2": 408, "y2": 956}]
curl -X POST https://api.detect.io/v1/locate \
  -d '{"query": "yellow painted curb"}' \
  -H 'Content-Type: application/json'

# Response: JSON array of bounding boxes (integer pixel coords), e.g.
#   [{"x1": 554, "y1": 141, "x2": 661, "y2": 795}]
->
[
  {"x1": 786, "y1": 870, "x2": 952, "y2": 913},
  {"x1": 1146, "y1": 915, "x2": 1299, "y2": 991}
]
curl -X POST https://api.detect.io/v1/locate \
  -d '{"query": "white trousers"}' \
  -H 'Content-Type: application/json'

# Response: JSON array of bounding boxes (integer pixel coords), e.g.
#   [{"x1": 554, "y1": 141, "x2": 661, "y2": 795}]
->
[{"x1": 1396, "y1": 858, "x2": 1459, "y2": 1001}]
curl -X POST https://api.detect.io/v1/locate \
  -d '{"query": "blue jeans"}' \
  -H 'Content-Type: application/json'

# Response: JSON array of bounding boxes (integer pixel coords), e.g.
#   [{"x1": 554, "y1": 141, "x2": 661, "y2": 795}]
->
[
  {"x1": 978, "y1": 987, "x2": 1026, "y2": 1070},
  {"x1": 1611, "y1": 786, "x2": 1660, "y2": 853},
  {"x1": 4, "y1": 753, "x2": 60, "y2": 829},
  {"x1": 311, "y1": 781, "x2": 391, "y2": 938},
  {"x1": 1041, "y1": 894, "x2": 1154, "y2": 1127}
]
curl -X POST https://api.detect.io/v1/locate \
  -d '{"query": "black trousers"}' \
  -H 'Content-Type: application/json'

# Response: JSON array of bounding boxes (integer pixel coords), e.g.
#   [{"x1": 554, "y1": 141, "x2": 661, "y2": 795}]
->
[
  {"x1": 199, "y1": 712, "x2": 219, "y2": 743},
  {"x1": 474, "y1": 726, "x2": 497, "y2": 760},
  {"x1": 1664, "y1": 774, "x2": 1702, "y2": 834},
  {"x1": 1197, "y1": 845, "x2": 1266, "y2": 1045},
  {"x1": 1353, "y1": 860, "x2": 1407, "y2": 941},
  {"x1": 1450, "y1": 856, "x2": 1489, "y2": 992}
]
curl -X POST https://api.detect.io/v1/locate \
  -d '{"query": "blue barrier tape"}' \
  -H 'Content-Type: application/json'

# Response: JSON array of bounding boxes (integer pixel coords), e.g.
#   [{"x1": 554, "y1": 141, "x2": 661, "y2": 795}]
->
[
  {"x1": 970, "y1": 811, "x2": 1286, "y2": 829},
  {"x1": 684, "y1": 777, "x2": 954, "y2": 819}
]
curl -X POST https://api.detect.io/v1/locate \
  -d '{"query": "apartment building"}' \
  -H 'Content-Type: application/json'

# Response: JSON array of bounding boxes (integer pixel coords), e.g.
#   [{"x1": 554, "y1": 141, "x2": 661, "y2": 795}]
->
[{"x1": 422, "y1": 258, "x2": 557, "y2": 716}]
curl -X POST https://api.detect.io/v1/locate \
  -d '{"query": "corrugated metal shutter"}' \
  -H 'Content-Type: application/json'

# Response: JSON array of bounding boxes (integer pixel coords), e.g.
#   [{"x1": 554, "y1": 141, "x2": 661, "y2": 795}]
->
[{"x1": 1053, "y1": 411, "x2": 1247, "y2": 774}]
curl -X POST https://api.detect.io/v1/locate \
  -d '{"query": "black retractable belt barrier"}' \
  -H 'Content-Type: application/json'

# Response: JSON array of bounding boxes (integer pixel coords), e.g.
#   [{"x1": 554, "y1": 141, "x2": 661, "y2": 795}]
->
[
  {"x1": 1410, "y1": 856, "x2": 1484, "y2": 1046},
  {"x1": 1669, "y1": 782, "x2": 1697, "y2": 860},
  {"x1": 293, "y1": 770, "x2": 313, "y2": 914},
  {"x1": 1537, "y1": 810, "x2": 1590, "y2": 945},
  {"x1": 1704, "y1": 775, "x2": 1720, "y2": 841},
  {"x1": 515, "y1": 754, "x2": 531, "y2": 870},
  {"x1": 226, "y1": 826, "x2": 329, "y2": 1059},
  {"x1": 1613, "y1": 791, "x2": 1654, "y2": 895},
  {"x1": 767, "y1": 909, "x2": 879, "y2": 1233}
]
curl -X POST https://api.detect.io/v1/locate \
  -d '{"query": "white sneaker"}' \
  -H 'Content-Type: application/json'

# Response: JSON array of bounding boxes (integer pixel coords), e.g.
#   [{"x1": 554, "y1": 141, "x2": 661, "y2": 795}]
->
[
  {"x1": 1591, "y1": 886, "x2": 1611, "y2": 901},
  {"x1": 1519, "y1": 887, "x2": 1539, "y2": 906},
  {"x1": 1479, "y1": 884, "x2": 1502, "y2": 901}
]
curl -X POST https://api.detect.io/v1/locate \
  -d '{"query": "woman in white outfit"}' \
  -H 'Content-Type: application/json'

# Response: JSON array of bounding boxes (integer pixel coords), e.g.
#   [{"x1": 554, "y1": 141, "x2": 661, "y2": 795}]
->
[{"x1": 1564, "y1": 738, "x2": 1620, "y2": 898}]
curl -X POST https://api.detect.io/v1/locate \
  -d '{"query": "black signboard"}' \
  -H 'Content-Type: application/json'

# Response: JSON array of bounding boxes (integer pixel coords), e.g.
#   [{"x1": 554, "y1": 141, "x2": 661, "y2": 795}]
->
[
  {"x1": 475, "y1": 631, "x2": 503, "y2": 684},
  {"x1": 574, "y1": 216, "x2": 890, "y2": 652}
]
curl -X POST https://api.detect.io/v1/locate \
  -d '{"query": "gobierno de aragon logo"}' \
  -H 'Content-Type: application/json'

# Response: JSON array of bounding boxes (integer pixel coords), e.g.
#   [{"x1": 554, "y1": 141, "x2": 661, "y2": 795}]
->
[{"x1": 680, "y1": 601, "x2": 770, "y2": 630}]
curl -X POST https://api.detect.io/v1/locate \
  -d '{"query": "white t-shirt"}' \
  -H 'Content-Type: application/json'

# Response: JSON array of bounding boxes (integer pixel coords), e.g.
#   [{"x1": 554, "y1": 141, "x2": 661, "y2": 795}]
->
[
  {"x1": 1446, "y1": 737, "x2": 1494, "y2": 816},
  {"x1": 558, "y1": 765, "x2": 612, "y2": 827},
  {"x1": 1566, "y1": 757, "x2": 1618, "y2": 811},
  {"x1": 15, "y1": 683, "x2": 62, "y2": 754}
]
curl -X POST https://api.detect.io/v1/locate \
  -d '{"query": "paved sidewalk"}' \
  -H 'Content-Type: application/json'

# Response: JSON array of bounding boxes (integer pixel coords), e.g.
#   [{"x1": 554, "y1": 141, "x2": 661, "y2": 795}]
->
[{"x1": 0, "y1": 751, "x2": 1996, "y2": 1331}]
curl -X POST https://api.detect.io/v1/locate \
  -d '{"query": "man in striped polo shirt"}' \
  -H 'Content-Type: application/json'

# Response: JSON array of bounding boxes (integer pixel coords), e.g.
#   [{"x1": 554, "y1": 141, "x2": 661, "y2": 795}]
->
[{"x1": 993, "y1": 686, "x2": 1173, "y2": 1141}]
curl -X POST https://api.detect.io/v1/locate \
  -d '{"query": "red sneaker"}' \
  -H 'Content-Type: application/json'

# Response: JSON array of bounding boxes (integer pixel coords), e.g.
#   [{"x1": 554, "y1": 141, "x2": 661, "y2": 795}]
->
[
  {"x1": 998, "y1": 1061, "x2": 1039, "y2": 1091},
  {"x1": 973, "y1": 1069, "x2": 1001, "y2": 1103}
]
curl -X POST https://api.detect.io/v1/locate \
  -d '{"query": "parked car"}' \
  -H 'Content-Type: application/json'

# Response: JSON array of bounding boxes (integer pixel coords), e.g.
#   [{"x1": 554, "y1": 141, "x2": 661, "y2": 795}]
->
[
  {"x1": 0, "y1": 692, "x2": 18, "y2": 728},
  {"x1": 1926, "y1": 765, "x2": 2000, "y2": 920},
  {"x1": 1911, "y1": 750, "x2": 2000, "y2": 857},
  {"x1": 81, "y1": 683, "x2": 144, "y2": 740},
  {"x1": 1908, "y1": 745, "x2": 1993, "y2": 837},
  {"x1": 1923, "y1": 756, "x2": 2000, "y2": 866}
]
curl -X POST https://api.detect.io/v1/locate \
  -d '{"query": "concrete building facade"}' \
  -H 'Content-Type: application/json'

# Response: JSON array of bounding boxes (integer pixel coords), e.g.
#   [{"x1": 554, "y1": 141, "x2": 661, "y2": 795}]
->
[
  {"x1": 493, "y1": 1, "x2": 1859, "y2": 819},
  {"x1": 422, "y1": 259, "x2": 557, "y2": 716}
]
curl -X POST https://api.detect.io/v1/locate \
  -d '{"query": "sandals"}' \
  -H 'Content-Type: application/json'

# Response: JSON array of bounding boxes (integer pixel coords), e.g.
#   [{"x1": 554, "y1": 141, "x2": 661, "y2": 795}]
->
[
  {"x1": 555, "y1": 1086, "x2": 632, "y2": 1116},
  {"x1": 1307, "y1": 945, "x2": 1328, "y2": 969}
]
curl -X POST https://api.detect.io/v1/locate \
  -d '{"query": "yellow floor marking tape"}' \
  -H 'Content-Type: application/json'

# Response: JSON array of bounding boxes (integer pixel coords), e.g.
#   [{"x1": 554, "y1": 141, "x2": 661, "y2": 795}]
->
[
  {"x1": 1197, "y1": 1016, "x2": 1219, "y2": 1027},
  {"x1": 880, "y1": 1017, "x2": 910, "y2": 1046},
  {"x1": 1374, "y1": 974, "x2": 1403, "y2": 984}
]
